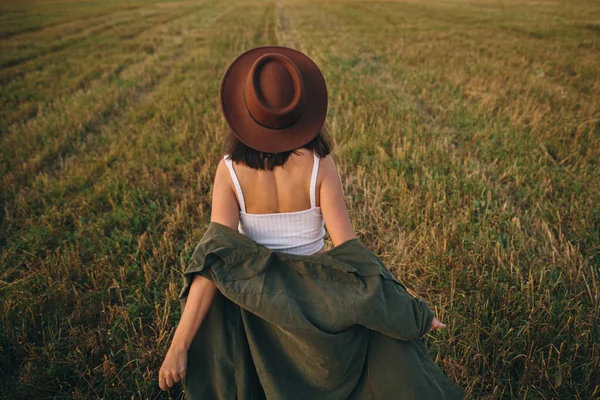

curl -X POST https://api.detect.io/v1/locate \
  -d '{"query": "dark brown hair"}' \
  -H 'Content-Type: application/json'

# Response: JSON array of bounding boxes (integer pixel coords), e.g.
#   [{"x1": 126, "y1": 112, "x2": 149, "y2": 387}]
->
[{"x1": 226, "y1": 124, "x2": 333, "y2": 170}]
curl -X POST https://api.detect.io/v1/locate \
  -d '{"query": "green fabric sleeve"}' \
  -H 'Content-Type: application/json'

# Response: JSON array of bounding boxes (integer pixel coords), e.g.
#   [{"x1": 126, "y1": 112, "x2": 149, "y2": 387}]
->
[
  {"x1": 355, "y1": 275, "x2": 436, "y2": 341},
  {"x1": 177, "y1": 236, "x2": 234, "y2": 309}
]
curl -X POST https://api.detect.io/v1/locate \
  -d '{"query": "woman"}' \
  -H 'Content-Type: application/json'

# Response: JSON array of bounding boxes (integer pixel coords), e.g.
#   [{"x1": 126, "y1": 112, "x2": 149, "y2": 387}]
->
[{"x1": 159, "y1": 46, "x2": 456, "y2": 398}]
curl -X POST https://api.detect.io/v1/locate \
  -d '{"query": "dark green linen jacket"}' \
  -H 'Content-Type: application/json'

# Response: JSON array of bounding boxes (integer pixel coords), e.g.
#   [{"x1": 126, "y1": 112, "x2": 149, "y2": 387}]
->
[{"x1": 178, "y1": 222, "x2": 465, "y2": 399}]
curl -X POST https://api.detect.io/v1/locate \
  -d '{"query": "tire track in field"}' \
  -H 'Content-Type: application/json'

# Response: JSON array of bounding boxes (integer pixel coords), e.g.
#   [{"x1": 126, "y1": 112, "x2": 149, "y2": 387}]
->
[
  {"x1": 0, "y1": 10, "x2": 161, "y2": 70},
  {"x1": 0, "y1": 3, "x2": 215, "y2": 128},
  {"x1": 274, "y1": 1, "x2": 300, "y2": 49},
  {"x1": 0, "y1": 5, "x2": 234, "y2": 205},
  {"x1": 0, "y1": 8, "x2": 171, "y2": 84},
  {"x1": 0, "y1": 6, "x2": 200, "y2": 71},
  {"x1": 0, "y1": 5, "x2": 144, "y2": 45},
  {"x1": 253, "y1": 1, "x2": 278, "y2": 45},
  {"x1": 0, "y1": 5, "x2": 145, "y2": 40},
  {"x1": 0, "y1": 3, "x2": 221, "y2": 133}
]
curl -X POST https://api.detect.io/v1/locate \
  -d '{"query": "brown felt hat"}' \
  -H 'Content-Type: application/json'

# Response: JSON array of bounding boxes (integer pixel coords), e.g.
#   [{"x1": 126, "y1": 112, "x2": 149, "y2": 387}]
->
[{"x1": 220, "y1": 46, "x2": 328, "y2": 153}]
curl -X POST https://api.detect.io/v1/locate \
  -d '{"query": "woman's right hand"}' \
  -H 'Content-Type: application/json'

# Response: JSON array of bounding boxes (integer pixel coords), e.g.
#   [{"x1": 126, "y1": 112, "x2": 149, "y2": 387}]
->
[
  {"x1": 428, "y1": 316, "x2": 447, "y2": 333},
  {"x1": 159, "y1": 346, "x2": 187, "y2": 391}
]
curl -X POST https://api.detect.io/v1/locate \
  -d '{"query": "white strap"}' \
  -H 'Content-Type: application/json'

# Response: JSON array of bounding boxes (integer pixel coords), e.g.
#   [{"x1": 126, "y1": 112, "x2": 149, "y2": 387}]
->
[
  {"x1": 223, "y1": 155, "x2": 246, "y2": 213},
  {"x1": 309, "y1": 153, "x2": 320, "y2": 208}
]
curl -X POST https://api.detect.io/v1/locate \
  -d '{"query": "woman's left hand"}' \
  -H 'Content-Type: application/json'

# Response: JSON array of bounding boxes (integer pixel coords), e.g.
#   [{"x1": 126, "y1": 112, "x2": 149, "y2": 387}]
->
[{"x1": 159, "y1": 346, "x2": 187, "y2": 391}]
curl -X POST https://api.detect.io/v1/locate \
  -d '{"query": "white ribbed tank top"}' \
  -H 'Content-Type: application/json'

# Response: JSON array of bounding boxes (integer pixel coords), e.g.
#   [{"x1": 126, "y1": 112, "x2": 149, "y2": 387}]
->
[{"x1": 223, "y1": 153, "x2": 326, "y2": 255}]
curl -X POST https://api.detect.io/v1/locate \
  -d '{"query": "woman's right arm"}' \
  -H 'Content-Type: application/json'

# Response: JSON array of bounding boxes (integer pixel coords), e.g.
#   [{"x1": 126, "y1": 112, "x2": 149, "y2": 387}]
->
[
  {"x1": 159, "y1": 273, "x2": 217, "y2": 390},
  {"x1": 161, "y1": 159, "x2": 240, "y2": 389},
  {"x1": 319, "y1": 155, "x2": 357, "y2": 247},
  {"x1": 169, "y1": 159, "x2": 239, "y2": 350},
  {"x1": 168, "y1": 275, "x2": 218, "y2": 352}
]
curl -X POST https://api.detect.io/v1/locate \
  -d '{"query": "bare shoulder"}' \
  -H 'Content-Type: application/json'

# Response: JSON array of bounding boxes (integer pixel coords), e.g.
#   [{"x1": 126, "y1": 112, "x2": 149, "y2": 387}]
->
[
  {"x1": 319, "y1": 153, "x2": 336, "y2": 167},
  {"x1": 214, "y1": 157, "x2": 230, "y2": 183},
  {"x1": 318, "y1": 154, "x2": 338, "y2": 181},
  {"x1": 210, "y1": 156, "x2": 240, "y2": 229},
  {"x1": 212, "y1": 156, "x2": 235, "y2": 196},
  {"x1": 316, "y1": 153, "x2": 356, "y2": 245}
]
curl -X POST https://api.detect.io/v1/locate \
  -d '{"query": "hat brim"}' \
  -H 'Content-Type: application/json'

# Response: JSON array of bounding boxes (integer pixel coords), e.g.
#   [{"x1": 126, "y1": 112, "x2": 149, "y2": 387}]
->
[{"x1": 220, "y1": 46, "x2": 328, "y2": 153}]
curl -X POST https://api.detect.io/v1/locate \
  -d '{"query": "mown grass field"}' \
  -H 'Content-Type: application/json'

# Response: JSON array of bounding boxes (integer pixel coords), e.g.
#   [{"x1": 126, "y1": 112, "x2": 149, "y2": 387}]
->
[{"x1": 1, "y1": 0, "x2": 599, "y2": 398}]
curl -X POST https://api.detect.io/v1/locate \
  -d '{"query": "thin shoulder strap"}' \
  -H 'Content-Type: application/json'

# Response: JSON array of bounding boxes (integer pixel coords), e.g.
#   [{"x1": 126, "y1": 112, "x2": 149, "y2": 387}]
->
[
  {"x1": 223, "y1": 155, "x2": 246, "y2": 213},
  {"x1": 310, "y1": 152, "x2": 320, "y2": 208}
]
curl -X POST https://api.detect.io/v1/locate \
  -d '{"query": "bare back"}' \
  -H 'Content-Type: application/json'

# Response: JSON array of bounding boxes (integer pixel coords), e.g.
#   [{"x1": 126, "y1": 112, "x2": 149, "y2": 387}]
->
[
  {"x1": 211, "y1": 148, "x2": 357, "y2": 247},
  {"x1": 231, "y1": 148, "x2": 320, "y2": 214}
]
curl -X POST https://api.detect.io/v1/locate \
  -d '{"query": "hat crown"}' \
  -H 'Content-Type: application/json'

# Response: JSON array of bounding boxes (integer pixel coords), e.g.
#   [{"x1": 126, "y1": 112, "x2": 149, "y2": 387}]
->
[
  {"x1": 256, "y1": 61, "x2": 294, "y2": 107},
  {"x1": 244, "y1": 53, "x2": 305, "y2": 130}
]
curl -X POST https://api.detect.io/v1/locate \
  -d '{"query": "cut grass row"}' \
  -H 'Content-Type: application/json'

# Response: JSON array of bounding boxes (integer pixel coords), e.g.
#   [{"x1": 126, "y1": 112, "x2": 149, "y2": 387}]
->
[{"x1": 0, "y1": 1, "x2": 217, "y2": 129}]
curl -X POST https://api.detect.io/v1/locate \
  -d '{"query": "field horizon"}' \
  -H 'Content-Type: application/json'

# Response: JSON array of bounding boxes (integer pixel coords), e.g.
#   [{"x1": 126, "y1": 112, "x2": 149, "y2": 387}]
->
[{"x1": 1, "y1": 0, "x2": 599, "y2": 398}]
